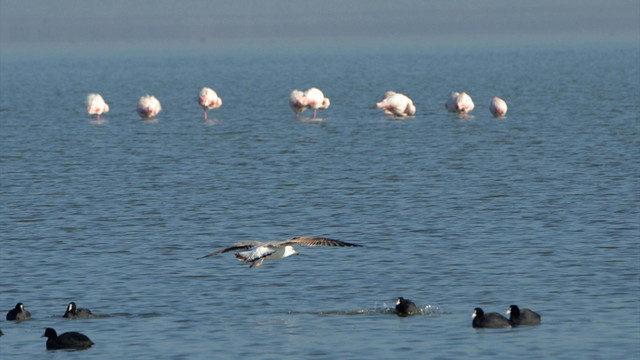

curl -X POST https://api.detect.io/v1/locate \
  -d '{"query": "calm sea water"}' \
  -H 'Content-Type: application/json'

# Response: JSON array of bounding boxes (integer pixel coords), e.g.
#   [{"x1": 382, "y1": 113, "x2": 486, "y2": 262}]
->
[{"x1": 1, "y1": 43, "x2": 638, "y2": 359}]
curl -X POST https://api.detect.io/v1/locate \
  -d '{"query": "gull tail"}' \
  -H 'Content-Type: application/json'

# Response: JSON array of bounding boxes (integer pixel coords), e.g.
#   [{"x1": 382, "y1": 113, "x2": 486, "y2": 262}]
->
[{"x1": 234, "y1": 251, "x2": 256, "y2": 263}]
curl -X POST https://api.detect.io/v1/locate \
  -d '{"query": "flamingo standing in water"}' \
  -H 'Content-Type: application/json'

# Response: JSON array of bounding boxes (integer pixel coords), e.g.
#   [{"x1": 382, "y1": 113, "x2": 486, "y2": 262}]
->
[
  {"x1": 303, "y1": 87, "x2": 330, "y2": 119},
  {"x1": 489, "y1": 96, "x2": 508, "y2": 117},
  {"x1": 376, "y1": 91, "x2": 416, "y2": 117},
  {"x1": 289, "y1": 89, "x2": 308, "y2": 117},
  {"x1": 86, "y1": 93, "x2": 109, "y2": 121},
  {"x1": 445, "y1": 91, "x2": 475, "y2": 114},
  {"x1": 137, "y1": 95, "x2": 162, "y2": 119},
  {"x1": 198, "y1": 87, "x2": 222, "y2": 120},
  {"x1": 378, "y1": 91, "x2": 397, "y2": 115}
]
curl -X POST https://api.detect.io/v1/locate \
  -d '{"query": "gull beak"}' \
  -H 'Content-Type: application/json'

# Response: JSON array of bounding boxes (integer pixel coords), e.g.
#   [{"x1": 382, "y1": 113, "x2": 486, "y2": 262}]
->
[{"x1": 294, "y1": 250, "x2": 299, "y2": 256}]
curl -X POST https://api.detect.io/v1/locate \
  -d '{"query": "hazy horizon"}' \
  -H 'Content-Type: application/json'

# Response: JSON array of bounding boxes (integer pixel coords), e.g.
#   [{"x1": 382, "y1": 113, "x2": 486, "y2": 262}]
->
[{"x1": 1, "y1": 0, "x2": 638, "y2": 51}]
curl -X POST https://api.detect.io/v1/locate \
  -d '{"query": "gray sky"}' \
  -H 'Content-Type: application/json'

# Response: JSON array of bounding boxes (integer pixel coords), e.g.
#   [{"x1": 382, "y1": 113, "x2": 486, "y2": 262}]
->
[{"x1": 1, "y1": 0, "x2": 638, "y2": 49}]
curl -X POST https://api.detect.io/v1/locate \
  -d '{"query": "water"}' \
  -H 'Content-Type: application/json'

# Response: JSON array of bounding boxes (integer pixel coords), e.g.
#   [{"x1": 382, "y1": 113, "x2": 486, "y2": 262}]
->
[{"x1": 1, "y1": 43, "x2": 638, "y2": 359}]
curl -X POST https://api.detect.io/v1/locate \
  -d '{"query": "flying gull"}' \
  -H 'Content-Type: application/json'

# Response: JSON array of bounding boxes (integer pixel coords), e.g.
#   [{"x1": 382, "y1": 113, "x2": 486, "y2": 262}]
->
[{"x1": 201, "y1": 236, "x2": 362, "y2": 268}]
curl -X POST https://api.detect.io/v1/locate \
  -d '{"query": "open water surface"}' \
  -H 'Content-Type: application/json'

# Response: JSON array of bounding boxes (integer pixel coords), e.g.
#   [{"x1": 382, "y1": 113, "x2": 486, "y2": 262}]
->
[{"x1": 0, "y1": 43, "x2": 638, "y2": 359}]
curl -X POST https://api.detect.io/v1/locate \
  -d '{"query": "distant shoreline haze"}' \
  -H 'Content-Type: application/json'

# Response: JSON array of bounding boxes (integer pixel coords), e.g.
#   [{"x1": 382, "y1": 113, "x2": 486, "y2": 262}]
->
[{"x1": 1, "y1": 0, "x2": 637, "y2": 48}]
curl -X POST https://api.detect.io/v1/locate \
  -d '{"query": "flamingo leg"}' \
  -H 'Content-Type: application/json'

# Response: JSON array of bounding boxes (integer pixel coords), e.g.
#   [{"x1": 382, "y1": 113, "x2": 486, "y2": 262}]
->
[
  {"x1": 204, "y1": 110, "x2": 208, "y2": 120},
  {"x1": 313, "y1": 109, "x2": 317, "y2": 118}
]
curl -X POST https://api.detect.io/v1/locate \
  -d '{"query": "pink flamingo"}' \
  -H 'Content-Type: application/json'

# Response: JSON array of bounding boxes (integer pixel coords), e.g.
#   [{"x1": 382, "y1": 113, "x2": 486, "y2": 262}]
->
[
  {"x1": 378, "y1": 91, "x2": 397, "y2": 115},
  {"x1": 489, "y1": 96, "x2": 508, "y2": 117},
  {"x1": 86, "y1": 93, "x2": 109, "y2": 121},
  {"x1": 303, "y1": 87, "x2": 330, "y2": 119},
  {"x1": 376, "y1": 91, "x2": 416, "y2": 117},
  {"x1": 445, "y1": 92, "x2": 475, "y2": 114},
  {"x1": 198, "y1": 87, "x2": 222, "y2": 120},
  {"x1": 137, "y1": 95, "x2": 162, "y2": 119},
  {"x1": 289, "y1": 89, "x2": 308, "y2": 117}
]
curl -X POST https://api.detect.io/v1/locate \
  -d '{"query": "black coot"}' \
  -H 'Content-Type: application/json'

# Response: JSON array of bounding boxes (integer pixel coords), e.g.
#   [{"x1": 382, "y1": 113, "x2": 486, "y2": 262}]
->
[
  {"x1": 472, "y1": 307, "x2": 512, "y2": 328},
  {"x1": 6, "y1": 303, "x2": 31, "y2": 321},
  {"x1": 507, "y1": 305, "x2": 541, "y2": 326},
  {"x1": 63, "y1": 302, "x2": 94, "y2": 319},
  {"x1": 42, "y1": 328, "x2": 94, "y2": 350},
  {"x1": 395, "y1": 297, "x2": 418, "y2": 316}
]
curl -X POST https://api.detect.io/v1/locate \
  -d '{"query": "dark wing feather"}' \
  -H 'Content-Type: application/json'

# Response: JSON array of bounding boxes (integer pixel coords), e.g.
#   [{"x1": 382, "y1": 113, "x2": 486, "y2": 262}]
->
[
  {"x1": 57, "y1": 332, "x2": 94, "y2": 348},
  {"x1": 201, "y1": 241, "x2": 263, "y2": 258},
  {"x1": 278, "y1": 236, "x2": 362, "y2": 247}
]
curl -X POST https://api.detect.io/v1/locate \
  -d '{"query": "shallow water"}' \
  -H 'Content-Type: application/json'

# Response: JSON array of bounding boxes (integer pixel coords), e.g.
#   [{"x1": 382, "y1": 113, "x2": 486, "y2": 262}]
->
[{"x1": 0, "y1": 43, "x2": 638, "y2": 359}]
